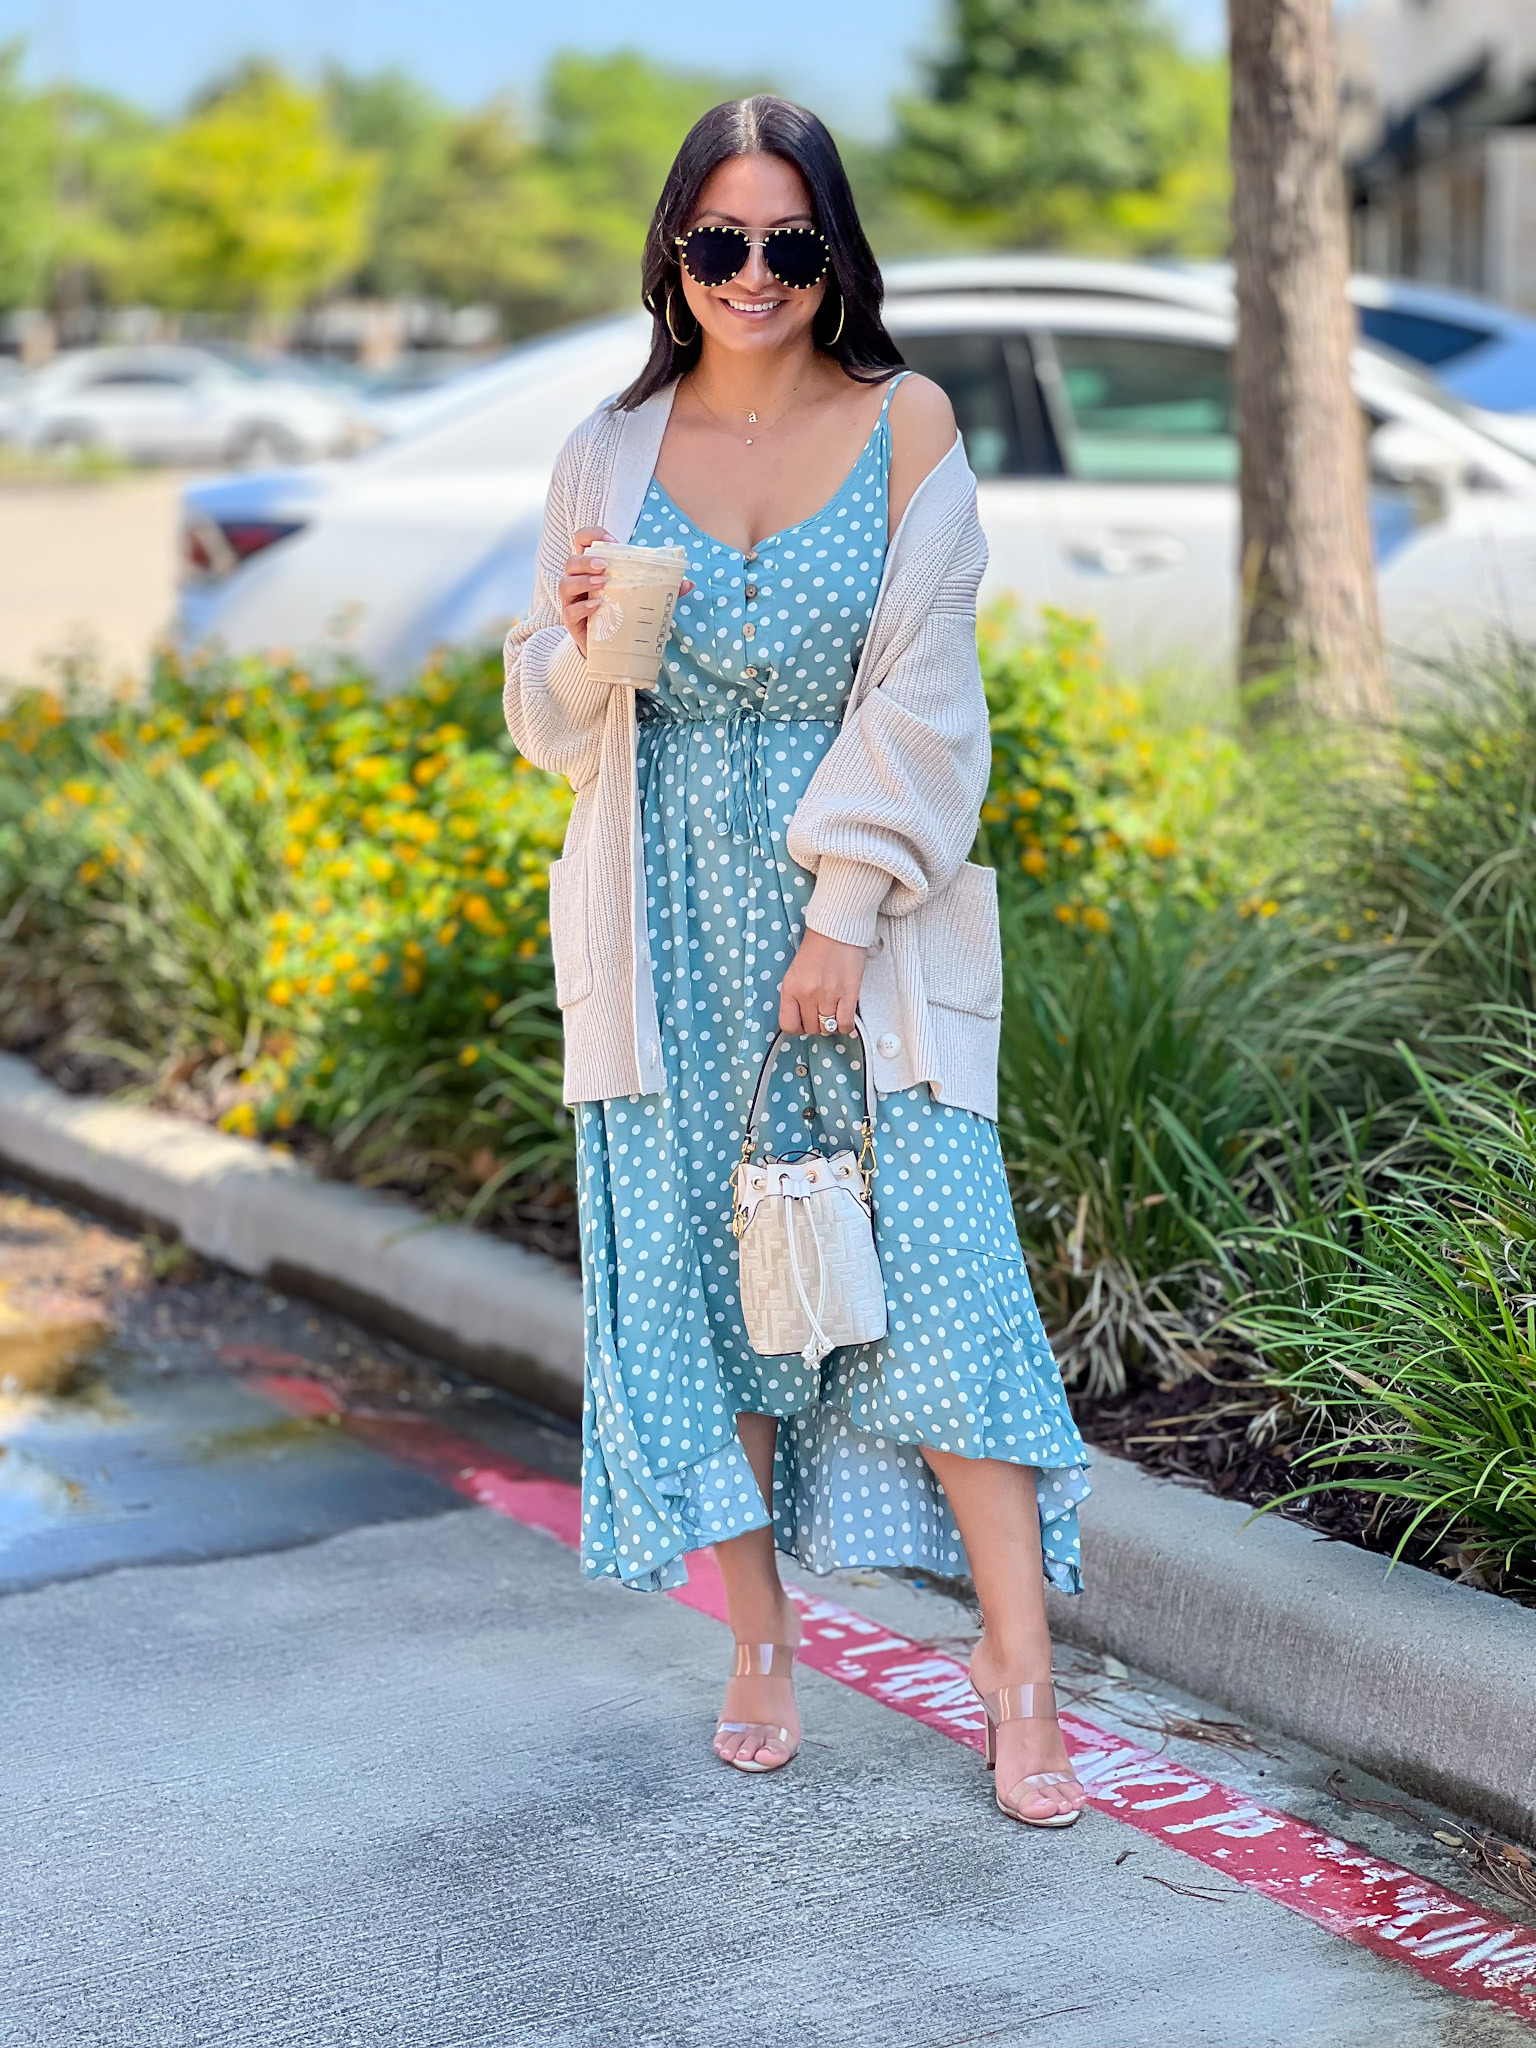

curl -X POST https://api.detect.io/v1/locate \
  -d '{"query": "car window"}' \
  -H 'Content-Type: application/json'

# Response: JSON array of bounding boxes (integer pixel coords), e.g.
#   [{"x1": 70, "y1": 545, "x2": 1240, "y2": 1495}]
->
[
  {"x1": 1357, "y1": 306, "x2": 1492, "y2": 368},
  {"x1": 895, "y1": 332, "x2": 1058, "y2": 477},
  {"x1": 1044, "y1": 334, "x2": 1238, "y2": 482},
  {"x1": 85, "y1": 367, "x2": 193, "y2": 389}
]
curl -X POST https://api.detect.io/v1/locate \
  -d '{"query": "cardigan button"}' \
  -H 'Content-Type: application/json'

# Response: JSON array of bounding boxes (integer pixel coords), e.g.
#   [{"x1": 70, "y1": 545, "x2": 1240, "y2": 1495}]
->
[{"x1": 877, "y1": 1032, "x2": 901, "y2": 1058}]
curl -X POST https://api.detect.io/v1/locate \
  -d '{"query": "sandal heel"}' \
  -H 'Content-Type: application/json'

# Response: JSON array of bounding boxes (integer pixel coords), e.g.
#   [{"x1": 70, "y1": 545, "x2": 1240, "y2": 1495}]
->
[
  {"x1": 715, "y1": 1640, "x2": 800, "y2": 1775},
  {"x1": 969, "y1": 1671, "x2": 1085, "y2": 1831}
]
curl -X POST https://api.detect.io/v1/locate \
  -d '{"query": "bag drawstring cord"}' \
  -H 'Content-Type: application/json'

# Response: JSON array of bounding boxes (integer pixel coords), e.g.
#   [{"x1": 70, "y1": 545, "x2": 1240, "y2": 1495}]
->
[{"x1": 783, "y1": 1191, "x2": 833, "y2": 1367}]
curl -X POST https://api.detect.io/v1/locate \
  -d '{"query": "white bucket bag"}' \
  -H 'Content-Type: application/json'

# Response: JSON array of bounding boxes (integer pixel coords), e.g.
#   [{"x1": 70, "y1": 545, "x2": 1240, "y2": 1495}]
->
[{"x1": 731, "y1": 1021, "x2": 888, "y2": 1367}]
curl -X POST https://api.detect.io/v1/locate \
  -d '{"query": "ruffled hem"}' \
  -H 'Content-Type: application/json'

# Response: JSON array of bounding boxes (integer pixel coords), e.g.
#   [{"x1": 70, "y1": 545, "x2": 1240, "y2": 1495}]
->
[
  {"x1": 774, "y1": 1408, "x2": 1089, "y2": 1595},
  {"x1": 579, "y1": 1431, "x2": 771, "y2": 1594}
]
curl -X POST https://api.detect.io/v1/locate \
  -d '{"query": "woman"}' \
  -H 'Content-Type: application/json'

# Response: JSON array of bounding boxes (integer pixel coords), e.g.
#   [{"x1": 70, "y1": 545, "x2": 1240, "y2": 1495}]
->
[{"x1": 504, "y1": 96, "x2": 1091, "y2": 1827}]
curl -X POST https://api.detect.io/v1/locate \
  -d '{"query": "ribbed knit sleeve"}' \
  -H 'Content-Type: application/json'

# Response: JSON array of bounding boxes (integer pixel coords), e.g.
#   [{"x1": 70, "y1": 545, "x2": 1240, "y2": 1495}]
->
[
  {"x1": 788, "y1": 508, "x2": 990, "y2": 949},
  {"x1": 503, "y1": 410, "x2": 616, "y2": 789}
]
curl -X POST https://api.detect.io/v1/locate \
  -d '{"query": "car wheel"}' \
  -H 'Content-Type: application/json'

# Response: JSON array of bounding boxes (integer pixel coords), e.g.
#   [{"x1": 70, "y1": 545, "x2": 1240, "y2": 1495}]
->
[
  {"x1": 39, "y1": 422, "x2": 102, "y2": 458},
  {"x1": 231, "y1": 423, "x2": 303, "y2": 468}
]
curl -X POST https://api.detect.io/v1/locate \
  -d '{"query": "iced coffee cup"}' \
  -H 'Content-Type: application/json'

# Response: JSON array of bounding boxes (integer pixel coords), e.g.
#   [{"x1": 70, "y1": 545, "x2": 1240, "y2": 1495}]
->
[{"x1": 584, "y1": 542, "x2": 689, "y2": 690}]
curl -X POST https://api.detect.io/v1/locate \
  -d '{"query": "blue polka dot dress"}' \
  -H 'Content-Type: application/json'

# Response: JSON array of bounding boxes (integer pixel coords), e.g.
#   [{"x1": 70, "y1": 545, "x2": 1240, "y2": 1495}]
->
[{"x1": 574, "y1": 376, "x2": 1090, "y2": 1597}]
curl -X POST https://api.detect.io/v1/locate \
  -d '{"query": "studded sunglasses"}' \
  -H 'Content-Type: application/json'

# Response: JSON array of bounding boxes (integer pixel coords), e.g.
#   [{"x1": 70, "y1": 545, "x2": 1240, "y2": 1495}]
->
[{"x1": 675, "y1": 225, "x2": 831, "y2": 292}]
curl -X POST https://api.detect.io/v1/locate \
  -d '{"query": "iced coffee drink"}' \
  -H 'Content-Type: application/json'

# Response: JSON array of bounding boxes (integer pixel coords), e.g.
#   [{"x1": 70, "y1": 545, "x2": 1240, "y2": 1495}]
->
[{"x1": 585, "y1": 542, "x2": 689, "y2": 689}]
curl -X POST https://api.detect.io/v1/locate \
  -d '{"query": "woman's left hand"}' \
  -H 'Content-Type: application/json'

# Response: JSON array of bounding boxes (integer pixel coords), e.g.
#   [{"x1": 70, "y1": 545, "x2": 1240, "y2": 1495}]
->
[{"x1": 779, "y1": 931, "x2": 868, "y2": 1036}]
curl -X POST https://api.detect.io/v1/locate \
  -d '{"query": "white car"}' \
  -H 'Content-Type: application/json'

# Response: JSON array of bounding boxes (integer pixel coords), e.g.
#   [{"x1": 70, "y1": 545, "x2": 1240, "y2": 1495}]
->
[
  {"x1": 3, "y1": 345, "x2": 371, "y2": 466},
  {"x1": 177, "y1": 277, "x2": 1536, "y2": 686}
]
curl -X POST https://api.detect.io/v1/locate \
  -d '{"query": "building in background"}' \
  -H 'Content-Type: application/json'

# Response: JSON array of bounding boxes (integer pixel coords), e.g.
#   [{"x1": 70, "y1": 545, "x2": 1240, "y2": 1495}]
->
[{"x1": 1340, "y1": 0, "x2": 1536, "y2": 309}]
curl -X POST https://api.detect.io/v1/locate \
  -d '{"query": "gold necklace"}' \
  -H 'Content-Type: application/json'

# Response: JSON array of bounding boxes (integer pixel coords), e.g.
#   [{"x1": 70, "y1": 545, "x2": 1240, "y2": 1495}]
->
[{"x1": 690, "y1": 379, "x2": 802, "y2": 446}]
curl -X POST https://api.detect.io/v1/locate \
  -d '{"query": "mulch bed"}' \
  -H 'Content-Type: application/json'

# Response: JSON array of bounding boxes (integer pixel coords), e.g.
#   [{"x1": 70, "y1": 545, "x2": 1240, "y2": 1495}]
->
[{"x1": 1069, "y1": 1374, "x2": 1533, "y2": 1607}]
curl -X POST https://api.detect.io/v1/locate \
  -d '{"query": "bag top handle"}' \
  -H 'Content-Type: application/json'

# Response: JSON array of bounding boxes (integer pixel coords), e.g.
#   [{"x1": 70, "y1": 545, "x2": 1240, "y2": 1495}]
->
[{"x1": 743, "y1": 1016, "x2": 878, "y2": 1152}]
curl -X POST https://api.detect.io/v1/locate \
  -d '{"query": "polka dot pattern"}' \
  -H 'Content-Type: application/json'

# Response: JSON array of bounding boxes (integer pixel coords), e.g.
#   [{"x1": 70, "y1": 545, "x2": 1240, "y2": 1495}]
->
[{"x1": 574, "y1": 378, "x2": 1090, "y2": 1598}]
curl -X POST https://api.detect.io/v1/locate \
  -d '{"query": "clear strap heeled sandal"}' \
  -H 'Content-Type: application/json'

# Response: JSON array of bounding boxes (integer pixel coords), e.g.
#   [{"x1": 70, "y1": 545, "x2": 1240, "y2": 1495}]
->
[
  {"x1": 714, "y1": 1641, "x2": 800, "y2": 1774},
  {"x1": 971, "y1": 1677, "x2": 1086, "y2": 1829}
]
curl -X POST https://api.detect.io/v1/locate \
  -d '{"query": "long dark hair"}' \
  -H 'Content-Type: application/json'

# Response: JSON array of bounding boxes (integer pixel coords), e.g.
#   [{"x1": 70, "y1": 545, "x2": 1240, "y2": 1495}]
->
[{"x1": 615, "y1": 96, "x2": 903, "y2": 411}]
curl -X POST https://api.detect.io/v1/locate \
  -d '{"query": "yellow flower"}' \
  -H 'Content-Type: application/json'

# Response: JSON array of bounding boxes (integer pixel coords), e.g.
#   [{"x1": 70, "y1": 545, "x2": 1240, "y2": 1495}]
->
[
  {"x1": 1017, "y1": 788, "x2": 1042, "y2": 812},
  {"x1": 274, "y1": 1105, "x2": 296, "y2": 1130},
  {"x1": 1055, "y1": 903, "x2": 1079, "y2": 925},
  {"x1": 1081, "y1": 905, "x2": 1111, "y2": 934},
  {"x1": 333, "y1": 950, "x2": 358, "y2": 973},
  {"x1": 458, "y1": 1043, "x2": 481, "y2": 1066},
  {"x1": 1059, "y1": 835, "x2": 1083, "y2": 857},
  {"x1": 482, "y1": 990, "x2": 501, "y2": 1012},
  {"x1": 1259, "y1": 899, "x2": 1279, "y2": 919},
  {"x1": 220, "y1": 1101, "x2": 259, "y2": 1137},
  {"x1": 437, "y1": 920, "x2": 460, "y2": 946},
  {"x1": 517, "y1": 938, "x2": 538, "y2": 957},
  {"x1": 484, "y1": 866, "x2": 510, "y2": 889},
  {"x1": 347, "y1": 971, "x2": 370, "y2": 993},
  {"x1": 402, "y1": 964, "x2": 423, "y2": 993},
  {"x1": 77, "y1": 858, "x2": 104, "y2": 885},
  {"x1": 403, "y1": 939, "x2": 425, "y2": 962},
  {"x1": 269, "y1": 979, "x2": 294, "y2": 1007},
  {"x1": 1022, "y1": 848, "x2": 1048, "y2": 878},
  {"x1": 315, "y1": 973, "x2": 336, "y2": 997},
  {"x1": 1145, "y1": 832, "x2": 1179, "y2": 860},
  {"x1": 371, "y1": 952, "x2": 389, "y2": 974},
  {"x1": 366, "y1": 854, "x2": 393, "y2": 881}
]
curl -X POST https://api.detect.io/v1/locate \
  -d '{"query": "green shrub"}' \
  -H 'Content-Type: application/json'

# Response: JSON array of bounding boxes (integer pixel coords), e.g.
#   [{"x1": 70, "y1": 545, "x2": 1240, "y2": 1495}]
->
[
  {"x1": 1241, "y1": 1050, "x2": 1536, "y2": 1592},
  {"x1": 0, "y1": 644, "x2": 573, "y2": 1228}
]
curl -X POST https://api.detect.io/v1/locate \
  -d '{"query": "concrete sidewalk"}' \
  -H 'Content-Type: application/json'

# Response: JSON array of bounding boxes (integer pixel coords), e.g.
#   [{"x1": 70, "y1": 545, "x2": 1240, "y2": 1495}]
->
[
  {"x1": 0, "y1": 474, "x2": 184, "y2": 687},
  {"x1": 4, "y1": 1505, "x2": 1528, "y2": 2048}
]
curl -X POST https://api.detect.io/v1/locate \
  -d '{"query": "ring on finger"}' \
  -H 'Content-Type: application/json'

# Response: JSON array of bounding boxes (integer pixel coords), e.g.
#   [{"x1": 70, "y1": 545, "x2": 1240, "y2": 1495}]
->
[{"x1": 818, "y1": 1013, "x2": 838, "y2": 1033}]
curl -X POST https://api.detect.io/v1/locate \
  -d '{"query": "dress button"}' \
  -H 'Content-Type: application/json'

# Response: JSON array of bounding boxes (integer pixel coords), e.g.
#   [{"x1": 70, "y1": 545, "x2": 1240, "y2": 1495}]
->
[
  {"x1": 745, "y1": 548, "x2": 758, "y2": 562},
  {"x1": 743, "y1": 623, "x2": 755, "y2": 640},
  {"x1": 877, "y1": 1032, "x2": 901, "y2": 1058},
  {"x1": 742, "y1": 666, "x2": 758, "y2": 680},
  {"x1": 745, "y1": 585, "x2": 758, "y2": 600}
]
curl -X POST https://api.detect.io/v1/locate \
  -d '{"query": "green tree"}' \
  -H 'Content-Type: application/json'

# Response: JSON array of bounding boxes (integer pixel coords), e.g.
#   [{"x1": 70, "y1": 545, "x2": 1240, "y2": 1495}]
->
[
  {"x1": 325, "y1": 67, "x2": 455, "y2": 300},
  {"x1": 135, "y1": 64, "x2": 378, "y2": 316},
  {"x1": 45, "y1": 86, "x2": 159, "y2": 315},
  {"x1": 360, "y1": 51, "x2": 748, "y2": 340},
  {"x1": 0, "y1": 43, "x2": 54, "y2": 308},
  {"x1": 892, "y1": 0, "x2": 1229, "y2": 255}
]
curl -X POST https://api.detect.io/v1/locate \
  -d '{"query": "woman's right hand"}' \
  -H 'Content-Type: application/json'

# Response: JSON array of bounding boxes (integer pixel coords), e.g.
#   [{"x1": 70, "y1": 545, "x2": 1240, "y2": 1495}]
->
[{"x1": 558, "y1": 527, "x2": 615, "y2": 657}]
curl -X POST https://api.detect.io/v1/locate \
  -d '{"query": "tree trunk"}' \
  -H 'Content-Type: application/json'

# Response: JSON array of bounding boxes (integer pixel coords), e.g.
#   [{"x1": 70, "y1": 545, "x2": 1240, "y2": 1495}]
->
[{"x1": 1228, "y1": 0, "x2": 1390, "y2": 722}]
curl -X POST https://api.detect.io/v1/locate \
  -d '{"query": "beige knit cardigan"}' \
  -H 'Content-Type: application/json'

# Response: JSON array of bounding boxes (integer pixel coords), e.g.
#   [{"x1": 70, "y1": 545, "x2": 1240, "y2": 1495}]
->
[{"x1": 503, "y1": 381, "x2": 1003, "y2": 1118}]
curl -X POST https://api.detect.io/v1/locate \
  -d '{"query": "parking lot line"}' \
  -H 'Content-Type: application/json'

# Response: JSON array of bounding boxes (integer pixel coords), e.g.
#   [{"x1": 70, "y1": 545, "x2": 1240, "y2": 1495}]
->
[{"x1": 241, "y1": 1359, "x2": 1536, "y2": 2026}]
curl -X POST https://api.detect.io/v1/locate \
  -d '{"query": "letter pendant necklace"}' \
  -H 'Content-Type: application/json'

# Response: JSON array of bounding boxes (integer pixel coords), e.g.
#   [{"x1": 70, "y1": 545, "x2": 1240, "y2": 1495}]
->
[{"x1": 692, "y1": 381, "x2": 800, "y2": 446}]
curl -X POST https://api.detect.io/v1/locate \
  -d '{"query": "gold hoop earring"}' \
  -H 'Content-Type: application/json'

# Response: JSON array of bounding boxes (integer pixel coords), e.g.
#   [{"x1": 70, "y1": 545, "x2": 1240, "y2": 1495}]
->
[
  {"x1": 665, "y1": 290, "x2": 700, "y2": 347},
  {"x1": 822, "y1": 288, "x2": 845, "y2": 347}
]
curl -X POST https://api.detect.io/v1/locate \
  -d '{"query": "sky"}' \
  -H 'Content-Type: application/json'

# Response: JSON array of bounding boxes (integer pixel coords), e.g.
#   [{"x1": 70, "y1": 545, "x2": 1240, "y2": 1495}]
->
[{"x1": 5, "y1": 0, "x2": 1228, "y2": 134}]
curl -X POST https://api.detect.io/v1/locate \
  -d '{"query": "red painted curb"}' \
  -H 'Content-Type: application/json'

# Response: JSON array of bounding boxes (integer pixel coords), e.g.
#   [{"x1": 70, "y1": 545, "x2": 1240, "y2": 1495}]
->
[{"x1": 237, "y1": 1356, "x2": 1536, "y2": 2025}]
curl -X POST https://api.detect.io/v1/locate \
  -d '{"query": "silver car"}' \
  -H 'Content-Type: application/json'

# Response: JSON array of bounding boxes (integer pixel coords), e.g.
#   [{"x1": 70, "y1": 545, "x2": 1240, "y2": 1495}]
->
[
  {"x1": 3, "y1": 345, "x2": 370, "y2": 467},
  {"x1": 178, "y1": 269, "x2": 1536, "y2": 685}
]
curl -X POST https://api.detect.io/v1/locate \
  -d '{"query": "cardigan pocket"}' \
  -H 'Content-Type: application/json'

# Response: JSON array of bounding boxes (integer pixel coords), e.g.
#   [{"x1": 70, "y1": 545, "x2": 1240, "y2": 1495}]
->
[
  {"x1": 914, "y1": 860, "x2": 1002, "y2": 1019},
  {"x1": 547, "y1": 855, "x2": 593, "y2": 1009}
]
